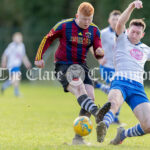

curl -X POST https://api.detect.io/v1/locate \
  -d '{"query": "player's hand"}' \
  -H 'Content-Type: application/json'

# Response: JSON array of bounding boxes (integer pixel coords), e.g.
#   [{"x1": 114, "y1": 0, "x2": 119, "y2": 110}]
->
[
  {"x1": 34, "y1": 60, "x2": 45, "y2": 68},
  {"x1": 133, "y1": 0, "x2": 143, "y2": 9},
  {"x1": 95, "y1": 48, "x2": 104, "y2": 59},
  {"x1": 99, "y1": 57, "x2": 107, "y2": 65}
]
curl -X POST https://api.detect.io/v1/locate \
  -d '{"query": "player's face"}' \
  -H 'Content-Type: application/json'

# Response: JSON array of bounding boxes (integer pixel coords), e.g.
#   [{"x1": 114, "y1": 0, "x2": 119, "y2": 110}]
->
[
  {"x1": 128, "y1": 25, "x2": 144, "y2": 44},
  {"x1": 13, "y1": 34, "x2": 23, "y2": 43},
  {"x1": 108, "y1": 15, "x2": 120, "y2": 30},
  {"x1": 76, "y1": 13, "x2": 93, "y2": 29}
]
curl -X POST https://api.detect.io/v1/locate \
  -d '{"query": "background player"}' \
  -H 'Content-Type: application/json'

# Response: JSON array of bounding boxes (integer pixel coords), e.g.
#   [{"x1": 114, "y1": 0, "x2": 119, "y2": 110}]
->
[
  {"x1": 95, "y1": 10, "x2": 121, "y2": 124},
  {"x1": 1, "y1": 32, "x2": 31, "y2": 97}
]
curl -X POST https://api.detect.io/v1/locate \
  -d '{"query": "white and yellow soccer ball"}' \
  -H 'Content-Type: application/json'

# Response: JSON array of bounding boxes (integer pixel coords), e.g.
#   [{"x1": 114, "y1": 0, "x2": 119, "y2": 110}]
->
[{"x1": 73, "y1": 116, "x2": 93, "y2": 136}]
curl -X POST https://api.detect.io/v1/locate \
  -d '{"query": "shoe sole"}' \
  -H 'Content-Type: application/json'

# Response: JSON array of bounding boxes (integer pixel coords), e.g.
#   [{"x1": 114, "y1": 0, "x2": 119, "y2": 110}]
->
[
  {"x1": 96, "y1": 121, "x2": 107, "y2": 143},
  {"x1": 96, "y1": 102, "x2": 111, "y2": 123}
]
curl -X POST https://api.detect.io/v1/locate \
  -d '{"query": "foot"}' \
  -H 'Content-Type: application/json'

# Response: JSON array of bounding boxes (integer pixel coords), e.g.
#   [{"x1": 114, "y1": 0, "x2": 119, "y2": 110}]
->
[
  {"x1": 72, "y1": 135, "x2": 86, "y2": 145},
  {"x1": 1, "y1": 87, "x2": 4, "y2": 94},
  {"x1": 96, "y1": 121, "x2": 107, "y2": 143},
  {"x1": 110, "y1": 127, "x2": 125, "y2": 145},
  {"x1": 95, "y1": 102, "x2": 111, "y2": 124}
]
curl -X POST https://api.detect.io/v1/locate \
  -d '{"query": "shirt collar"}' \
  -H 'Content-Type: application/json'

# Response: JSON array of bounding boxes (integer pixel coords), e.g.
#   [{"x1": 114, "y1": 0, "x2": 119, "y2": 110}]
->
[{"x1": 109, "y1": 26, "x2": 115, "y2": 32}]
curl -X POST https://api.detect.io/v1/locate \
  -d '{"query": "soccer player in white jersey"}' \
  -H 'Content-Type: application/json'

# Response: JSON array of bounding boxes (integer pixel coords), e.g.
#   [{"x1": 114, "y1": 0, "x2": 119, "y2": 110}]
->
[
  {"x1": 96, "y1": 0, "x2": 150, "y2": 144},
  {"x1": 1, "y1": 32, "x2": 31, "y2": 97},
  {"x1": 95, "y1": 10, "x2": 121, "y2": 124},
  {"x1": 95, "y1": 10, "x2": 121, "y2": 91}
]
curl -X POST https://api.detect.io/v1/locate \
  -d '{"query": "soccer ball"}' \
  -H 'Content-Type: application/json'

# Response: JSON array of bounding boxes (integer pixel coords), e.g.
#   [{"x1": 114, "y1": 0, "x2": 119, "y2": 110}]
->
[{"x1": 73, "y1": 116, "x2": 93, "y2": 136}]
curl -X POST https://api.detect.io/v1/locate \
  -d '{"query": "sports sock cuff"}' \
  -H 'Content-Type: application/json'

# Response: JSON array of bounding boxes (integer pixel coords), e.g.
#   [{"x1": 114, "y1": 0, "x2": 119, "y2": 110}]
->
[{"x1": 77, "y1": 94, "x2": 88, "y2": 105}]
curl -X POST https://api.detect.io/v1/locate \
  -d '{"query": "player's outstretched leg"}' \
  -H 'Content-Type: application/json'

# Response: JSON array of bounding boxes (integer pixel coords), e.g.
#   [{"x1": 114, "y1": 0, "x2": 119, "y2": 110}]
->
[{"x1": 110, "y1": 123, "x2": 145, "y2": 145}]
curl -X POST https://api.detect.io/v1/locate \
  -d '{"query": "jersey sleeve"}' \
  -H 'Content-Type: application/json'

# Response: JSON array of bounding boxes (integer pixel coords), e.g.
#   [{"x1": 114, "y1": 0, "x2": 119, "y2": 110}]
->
[
  {"x1": 35, "y1": 22, "x2": 63, "y2": 61},
  {"x1": 93, "y1": 27, "x2": 103, "y2": 59}
]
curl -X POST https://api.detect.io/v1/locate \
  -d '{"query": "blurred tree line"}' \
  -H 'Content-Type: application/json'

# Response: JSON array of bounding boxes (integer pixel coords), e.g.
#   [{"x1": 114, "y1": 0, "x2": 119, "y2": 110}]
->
[{"x1": 0, "y1": 0, "x2": 150, "y2": 82}]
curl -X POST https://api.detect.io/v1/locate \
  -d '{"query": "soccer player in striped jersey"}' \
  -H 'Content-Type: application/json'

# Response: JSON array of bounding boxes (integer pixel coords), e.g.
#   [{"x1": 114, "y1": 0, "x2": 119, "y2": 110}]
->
[
  {"x1": 97, "y1": 0, "x2": 150, "y2": 144},
  {"x1": 34, "y1": 2, "x2": 111, "y2": 145}
]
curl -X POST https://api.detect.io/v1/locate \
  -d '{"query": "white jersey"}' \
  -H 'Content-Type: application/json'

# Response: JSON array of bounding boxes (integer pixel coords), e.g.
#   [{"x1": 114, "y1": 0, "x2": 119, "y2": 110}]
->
[
  {"x1": 101, "y1": 27, "x2": 116, "y2": 69},
  {"x1": 4, "y1": 42, "x2": 26, "y2": 69},
  {"x1": 114, "y1": 32, "x2": 150, "y2": 84}
]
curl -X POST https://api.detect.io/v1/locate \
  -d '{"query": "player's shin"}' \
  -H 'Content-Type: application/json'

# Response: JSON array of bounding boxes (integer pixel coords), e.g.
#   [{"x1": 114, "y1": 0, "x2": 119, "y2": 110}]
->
[{"x1": 77, "y1": 94, "x2": 98, "y2": 116}]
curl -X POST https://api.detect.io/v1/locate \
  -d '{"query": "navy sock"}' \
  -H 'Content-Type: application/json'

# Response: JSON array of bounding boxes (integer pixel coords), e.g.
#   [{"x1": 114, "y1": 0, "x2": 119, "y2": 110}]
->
[{"x1": 77, "y1": 94, "x2": 98, "y2": 116}]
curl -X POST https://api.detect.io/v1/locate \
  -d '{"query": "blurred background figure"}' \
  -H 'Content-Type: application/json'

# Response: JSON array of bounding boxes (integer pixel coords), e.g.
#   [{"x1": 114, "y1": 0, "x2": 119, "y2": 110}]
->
[
  {"x1": 94, "y1": 10, "x2": 122, "y2": 124},
  {"x1": 1, "y1": 32, "x2": 32, "y2": 97}
]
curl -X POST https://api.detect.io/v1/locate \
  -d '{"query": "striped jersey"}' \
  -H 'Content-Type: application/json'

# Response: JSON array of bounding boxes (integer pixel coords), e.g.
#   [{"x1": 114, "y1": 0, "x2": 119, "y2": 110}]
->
[{"x1": 35, "y1": 18, "x2": 102, "y2": 64}]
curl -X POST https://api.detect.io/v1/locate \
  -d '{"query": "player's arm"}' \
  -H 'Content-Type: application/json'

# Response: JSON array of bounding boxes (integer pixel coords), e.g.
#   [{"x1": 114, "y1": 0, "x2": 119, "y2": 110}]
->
[
  {"x1": 34, "y1": 22, "x2": 63, "y2": 68},
  {"x1": 23, "y1": 55, "x2": 32, "y2": 69},
  {"x1": 93, "y1": 27, "x2": 104, "y2": 59},
  {"x1": 116, "y1": 0, "x2": 143, "y2": 35},
  {"x1": 89, "y1": 46, "x2": 106, "y2": 65},
  {"x1": 1, "y1": 44, "x2": 11, "y2": 68},
  {"x1": 1, "y1": 54, "x2": 7, "y2": 68}
]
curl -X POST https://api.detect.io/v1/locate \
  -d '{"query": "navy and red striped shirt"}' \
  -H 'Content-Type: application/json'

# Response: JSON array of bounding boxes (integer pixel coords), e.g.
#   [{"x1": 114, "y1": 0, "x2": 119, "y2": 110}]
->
[{"x1": 35, "y1": 18, "x2": 102, "y2": 64}]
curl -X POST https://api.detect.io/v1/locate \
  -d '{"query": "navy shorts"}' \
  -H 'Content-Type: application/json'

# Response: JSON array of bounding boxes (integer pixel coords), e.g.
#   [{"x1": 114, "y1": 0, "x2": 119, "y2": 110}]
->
[
  {"x1": 110, "y1": 76, "x2": 150, "y2": 111},
  {"x1": 54, "y1": 63, "x2": 93, "y2": 92}
]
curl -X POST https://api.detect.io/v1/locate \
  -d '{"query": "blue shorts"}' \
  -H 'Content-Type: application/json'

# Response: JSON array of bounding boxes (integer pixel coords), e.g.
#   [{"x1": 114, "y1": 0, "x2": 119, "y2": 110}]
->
[
  {"x1": 11, "y1": 67, "x2": 20, "y2": 73},
  {"x1": 100, "y1": 65, "x2": 115, "y2": 84},
  {"x1": 110, "y1": 76, "x2": 150, "y2": 111}
]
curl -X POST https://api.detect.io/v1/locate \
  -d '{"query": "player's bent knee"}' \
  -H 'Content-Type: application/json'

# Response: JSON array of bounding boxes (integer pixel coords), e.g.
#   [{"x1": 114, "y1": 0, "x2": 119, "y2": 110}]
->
[
  {"x1": 76, "y1": 83, "x2": 86, "y2": 94},
  {"x1": 70, "y1": 82, "x2": 86, "y2": 96}
]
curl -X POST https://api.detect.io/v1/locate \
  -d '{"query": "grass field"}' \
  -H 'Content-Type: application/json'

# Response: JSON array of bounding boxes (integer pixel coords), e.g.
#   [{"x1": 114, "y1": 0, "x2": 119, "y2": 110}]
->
[{"x1": 0, "y1": 82, "x2": 150, "y2": 150}]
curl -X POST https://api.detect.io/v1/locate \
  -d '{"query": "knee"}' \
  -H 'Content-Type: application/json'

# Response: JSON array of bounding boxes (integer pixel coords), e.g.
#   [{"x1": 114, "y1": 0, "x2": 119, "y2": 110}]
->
[
  {"x1": 74, "y1": 83, "x2": 86, "y2": 96},
  {"x1": 109, "y1": 99, "x2": 120, "y2": 113}
]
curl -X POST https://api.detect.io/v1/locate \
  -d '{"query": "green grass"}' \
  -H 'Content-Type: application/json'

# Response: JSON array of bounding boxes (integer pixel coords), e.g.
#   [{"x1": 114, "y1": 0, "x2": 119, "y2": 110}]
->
[{"x1": 0, "y1": 83, "x2": 150, "y2": 150}]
